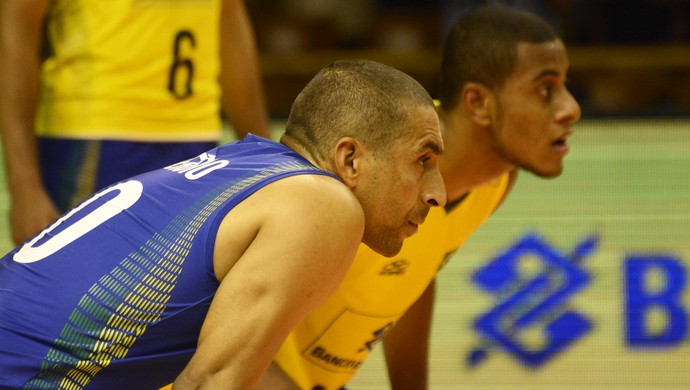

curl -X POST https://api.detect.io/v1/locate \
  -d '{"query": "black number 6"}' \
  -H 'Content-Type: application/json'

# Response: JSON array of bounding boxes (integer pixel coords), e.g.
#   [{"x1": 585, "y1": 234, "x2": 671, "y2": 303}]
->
[{"x1": 168, "y1": 30, "x2": 196, "y2": 99}]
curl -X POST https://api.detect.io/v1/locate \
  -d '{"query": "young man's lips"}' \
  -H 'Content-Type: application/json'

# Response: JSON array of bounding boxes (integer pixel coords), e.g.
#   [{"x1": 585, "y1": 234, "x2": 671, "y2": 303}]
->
[
  {"x1": 552, "y1": 131, "x2": 572, "y2": 155},
  {"x1": 552, "y1": 139, "x2": 570, "y2": 155}
]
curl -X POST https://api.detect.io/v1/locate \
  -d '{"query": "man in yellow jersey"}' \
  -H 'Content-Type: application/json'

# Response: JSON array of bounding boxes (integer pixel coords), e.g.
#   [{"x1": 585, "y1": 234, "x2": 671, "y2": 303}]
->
[
  {"x1": 0, "y1": 0, "x2": 270, "y2": 245},
  {"x1": 257, "y1": 5, "x2": 582, "y2": 389}
]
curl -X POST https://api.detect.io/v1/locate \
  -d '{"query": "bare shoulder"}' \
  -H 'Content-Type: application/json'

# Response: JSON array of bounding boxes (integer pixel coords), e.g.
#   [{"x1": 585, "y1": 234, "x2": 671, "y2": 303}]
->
[
  {"x1": 213, "y1": 173, "x2": 364, "y2": 280},
  {"x1": 260, "y1": 174, "x2": 364, "y2": 225},
  {"x1": 257, "y1": 174, "x2": 366, "y2": 249},
  {"x1": 181, "y1": 173, "x2": 366, "y2": 387}
]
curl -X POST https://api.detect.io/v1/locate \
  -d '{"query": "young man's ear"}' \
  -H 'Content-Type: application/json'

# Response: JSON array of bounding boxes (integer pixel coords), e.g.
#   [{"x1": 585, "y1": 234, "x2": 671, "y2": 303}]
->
[
  {"x1": 332, "y1": 137, "x2": 366, "y2": 188},
  {"x1": 462, "y1": 82, "x2": 493, "y2": 127}
]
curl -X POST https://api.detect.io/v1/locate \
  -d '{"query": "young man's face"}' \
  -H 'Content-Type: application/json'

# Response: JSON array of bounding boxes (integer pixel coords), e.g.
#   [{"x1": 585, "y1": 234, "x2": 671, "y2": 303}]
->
[
  {"x1": 491, "y1": 39, "x2": 582, "y2": 178},
  {"x1": 357, "y1": 104, "x2": 446, "y2": 257}
]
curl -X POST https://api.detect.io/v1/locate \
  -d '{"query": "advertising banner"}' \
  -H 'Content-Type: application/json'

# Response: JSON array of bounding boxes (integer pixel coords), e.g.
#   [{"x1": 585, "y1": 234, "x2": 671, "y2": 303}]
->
[{"x1": 351, "y1": 119, "x2": 690, "y2": 389}]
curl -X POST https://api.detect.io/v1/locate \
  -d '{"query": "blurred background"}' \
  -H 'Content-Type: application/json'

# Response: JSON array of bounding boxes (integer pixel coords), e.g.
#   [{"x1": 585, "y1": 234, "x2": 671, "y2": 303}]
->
[
  {"x1": 241, "y1": 1, "x2": 690, "y2": 388},
  {"x1": 246, "y1": 0, "x2": 690, "y2": 118},
  {"x1": 0, "y1": 1, "x2": 687, "y2": 389}
]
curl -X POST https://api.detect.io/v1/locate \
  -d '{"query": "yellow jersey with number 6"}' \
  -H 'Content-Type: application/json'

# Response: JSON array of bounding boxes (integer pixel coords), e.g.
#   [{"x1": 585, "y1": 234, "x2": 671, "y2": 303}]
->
[
  {"x1": 37, "y1": 0, "x2": 222, "y2": 141},
  {"x1": 273, "y1": 173, "x2": 511, "y2": 390}
]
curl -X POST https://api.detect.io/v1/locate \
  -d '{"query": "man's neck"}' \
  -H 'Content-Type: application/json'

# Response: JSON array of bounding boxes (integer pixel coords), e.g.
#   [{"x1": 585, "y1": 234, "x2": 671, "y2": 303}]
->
[{"x1": 439, "y1": 110, "x2": 514, "y2": 202}]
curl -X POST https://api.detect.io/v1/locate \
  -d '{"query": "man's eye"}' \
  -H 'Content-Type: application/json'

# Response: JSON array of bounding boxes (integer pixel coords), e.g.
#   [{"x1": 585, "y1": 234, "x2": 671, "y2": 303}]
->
[{"x1": 540, "y1": 84, "x2": 553, "y2": 99}]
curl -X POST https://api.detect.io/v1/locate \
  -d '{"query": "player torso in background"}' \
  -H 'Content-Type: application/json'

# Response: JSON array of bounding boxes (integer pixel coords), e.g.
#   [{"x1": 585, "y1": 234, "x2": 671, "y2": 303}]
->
[
  {"x1": 274, "y1": 173, "x2": 510, "y2": 389},
  {"x1": 37, "y1": 0, "x2": 222, "y2": 141}
]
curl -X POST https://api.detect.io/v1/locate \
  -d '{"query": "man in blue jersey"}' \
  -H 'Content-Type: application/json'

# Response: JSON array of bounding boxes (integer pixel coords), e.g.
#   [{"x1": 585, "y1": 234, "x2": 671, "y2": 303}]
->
[{"x1": 0, "y1": 59, "x2": 445, "y2": 389}]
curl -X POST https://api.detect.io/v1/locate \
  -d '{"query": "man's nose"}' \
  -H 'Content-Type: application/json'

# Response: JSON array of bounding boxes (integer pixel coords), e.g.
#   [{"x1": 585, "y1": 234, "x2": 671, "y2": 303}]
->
[{"x1": 422, "y1": 169, "x2": 447, "y2": 208}]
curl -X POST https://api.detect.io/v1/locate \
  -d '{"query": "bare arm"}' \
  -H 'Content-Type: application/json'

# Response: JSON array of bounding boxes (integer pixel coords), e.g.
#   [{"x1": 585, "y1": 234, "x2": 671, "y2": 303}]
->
[
  {"x1": 0, "y1": 0, "x2": 60, "y2": 245},
  {"x1": 382, "y1": 279, "x2": 436, "y2": 390},
  {"x1": 254, "y1": 361, "x2": 300, "y2": 390},
  {"x1": 219, "y1": 0, "x2": 271, "y2": 139},
  {"x1": 174, "y1": 174, "x2": 364, "y2": 389}
]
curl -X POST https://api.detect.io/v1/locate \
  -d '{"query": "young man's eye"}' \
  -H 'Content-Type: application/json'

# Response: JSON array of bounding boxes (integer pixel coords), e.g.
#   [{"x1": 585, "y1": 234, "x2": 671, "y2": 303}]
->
[{"x1": 540, "y1": 84, "x2": 553, "y2": 100}]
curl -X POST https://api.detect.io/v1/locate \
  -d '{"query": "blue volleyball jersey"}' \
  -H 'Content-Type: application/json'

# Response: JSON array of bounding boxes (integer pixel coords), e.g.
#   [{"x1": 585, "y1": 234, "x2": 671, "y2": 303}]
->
[{"x1": 0, "y1": 135, "x2": 337, "y2": 389}]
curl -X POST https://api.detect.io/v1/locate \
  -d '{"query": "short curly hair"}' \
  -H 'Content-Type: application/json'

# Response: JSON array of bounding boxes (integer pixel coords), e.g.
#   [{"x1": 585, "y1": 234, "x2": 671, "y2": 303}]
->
[{"x1": 439, "y1": 5, "x2": 558, "y2": 109}]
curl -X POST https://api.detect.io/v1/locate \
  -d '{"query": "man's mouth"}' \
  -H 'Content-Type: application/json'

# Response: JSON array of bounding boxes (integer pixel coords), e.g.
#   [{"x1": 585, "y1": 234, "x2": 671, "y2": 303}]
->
[{"x1": 552, "y1": 132, "x2": 572, "y2": 154}]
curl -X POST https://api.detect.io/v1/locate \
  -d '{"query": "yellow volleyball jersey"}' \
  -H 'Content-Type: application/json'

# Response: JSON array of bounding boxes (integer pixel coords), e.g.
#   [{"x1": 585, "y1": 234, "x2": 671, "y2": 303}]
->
[
  {"x1": 37, "y1": 0, "x2": 222, "y2": 141},
  {"x1": 274, "y1": 173, "x2": 511, "y2": 389}
]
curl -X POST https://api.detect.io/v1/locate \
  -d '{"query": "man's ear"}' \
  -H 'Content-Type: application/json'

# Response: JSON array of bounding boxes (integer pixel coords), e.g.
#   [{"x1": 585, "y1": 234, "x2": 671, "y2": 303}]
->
[
  {"x1": 333, "y1": 137, "x2": 365, "y2": 189},
  {"x1": 462, "y1": 82, "x2": 493, "y2": 127}
]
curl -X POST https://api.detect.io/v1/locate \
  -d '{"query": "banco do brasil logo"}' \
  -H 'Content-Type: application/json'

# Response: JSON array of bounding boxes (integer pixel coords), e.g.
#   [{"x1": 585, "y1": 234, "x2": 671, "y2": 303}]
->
[{"x1": 468, "y1": 233, "x2": 599, "y2": 368}]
